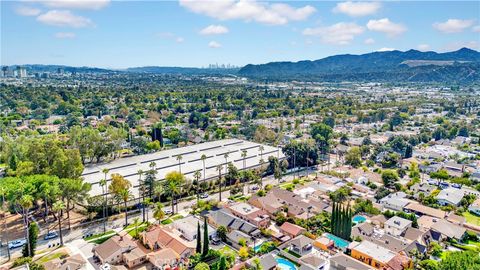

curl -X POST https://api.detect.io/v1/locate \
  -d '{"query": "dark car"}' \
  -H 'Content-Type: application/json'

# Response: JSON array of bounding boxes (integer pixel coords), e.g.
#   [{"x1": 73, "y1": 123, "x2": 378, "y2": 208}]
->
[{"x1": 44, "y1": 231, "x2": 59, "y2": 240}]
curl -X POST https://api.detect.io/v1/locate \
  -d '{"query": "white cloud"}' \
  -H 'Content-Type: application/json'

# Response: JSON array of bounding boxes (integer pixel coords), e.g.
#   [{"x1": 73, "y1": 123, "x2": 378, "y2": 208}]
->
[
  {"x1": 333, "y1": 1, "x2": 381, "y2": 17},
  {"x1": 208, "y1": 41, "x2": 222, "y2": 48},
  {"x1": 157, "y1": 32, "x2": 184, "y2": 43},
  {"x1": 377, "y1": 47, "x2": 395, "y2": 52},
  {"x1": 417, "y1": 44, "x2": 430, "y2": 51},
  {"x1": 364, "y1": 38, "x2": 375, "y2": 45},
  {"x1": 37, "y1": 10, "x2": 93, "y2": 27},
  {"x1": 303, "y1": 22, "x2": 365, "y2": 45},
  {"x1": 433, "y1": 19, "x2": 475, "y2": 33},
  {"x1": 31, "y1": 0, "x2": 110, "y2": 10},
  {"x1": 54, "y1": 32, "x2": 76, "y2": 39},
  {"x1": 179, "y1": 0, "x2": 315, "y2": 25},
  {"x1": 15, "y1": 6, "x2": 42, "y2": 16},
  {"x1": 200, "y1": 25, "x2": 229, "y2": 35},
  {"x1": 367, "y1": 18, "x2": 406, "y2": 37},
  {"x1": 473, "y1": 25, "x2": 480, "y2": 33}
]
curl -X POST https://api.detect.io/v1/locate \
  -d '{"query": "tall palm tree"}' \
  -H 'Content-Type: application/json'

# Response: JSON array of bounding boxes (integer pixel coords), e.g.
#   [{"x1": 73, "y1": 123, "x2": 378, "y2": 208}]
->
[
  {"x1": 19, "y1": 195, "x2": 33, "y2": 257},
  {"x1": 137, "y1": 169, "x2": 146, "y2": 222},
  {"x1": 153, "y1": 202, "x2": 165, "y2": 224},
  {"x1": 101, "y1": 168, "x2": 110, "y2": 233},
  {"x1": 119, "y1": 189, "x2": 132, "y2": 227},
  {"x1": 241, "y1": 150, "x2": 247, "y2": 171},
  {"x1": 164, "y1": 171, "x2": 184, "y2": 214},
  {"x1": 223, "y1": 153, "x2": 229, "y2": 185},
  {"x1": 216, "y1": 164, "x2": 223, "y2": 202},
  {"x1": 258, "y1": 158, "x2": 265, "y2": 189},
  {"x1": 52, "y1": 201, "x2": 65, "y2": 246},
  {"x1": 201, "y1": 154, "x2": 207, "y2": 182},
  {"x1": 193, "y1": 170, "x2": 202, "y2": 205},
  {"x1": 176, "y1": 155, "x2": 183, "y2": 173}
]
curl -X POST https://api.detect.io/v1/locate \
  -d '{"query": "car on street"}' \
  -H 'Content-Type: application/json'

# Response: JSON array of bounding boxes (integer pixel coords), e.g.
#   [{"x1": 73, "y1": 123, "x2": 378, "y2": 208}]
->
[
  {"x1": 8, "y1": 239, "x2": 26, "y2": 249},
  {"x1": 44, "y1": 231, "x2": 58, "y2": 240},
  {"x1": 164, "y1": 209, "x2": 172, "y2": 215},
  {"x1": 200, "y1": 193, "x2": 209, "y2": 199}
]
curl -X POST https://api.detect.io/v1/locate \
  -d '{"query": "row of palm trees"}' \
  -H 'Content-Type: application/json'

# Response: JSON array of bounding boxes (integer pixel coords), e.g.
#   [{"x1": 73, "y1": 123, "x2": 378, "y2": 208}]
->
[{"x1": 96, "y1": 145, "x2": 271, "y2": 231}]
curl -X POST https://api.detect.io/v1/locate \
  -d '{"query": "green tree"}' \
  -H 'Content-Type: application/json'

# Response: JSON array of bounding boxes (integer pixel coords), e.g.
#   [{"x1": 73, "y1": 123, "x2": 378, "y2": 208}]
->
[
  {"x1": 345, "y1": 146, "x2": 362, "y2": 168},
  {"x1": 164, "y1": 171, "x2": 185, "y2": 214},
  {"x1": 22, "y1": 222, "x2": 39, "y2": 258},
  {"x1": 52, "y1": 201, "x2": 65, "y2": 245},
  {"x1": 196, "y1": 222, "x2": 202, "y2": 253},
  {"x1": 61, "y1": 178, "x2": 91, "y2": 230},
  {"x1": 202, "y1": 217, "x2": 209, "y2": 257},
  {"x1": 194, "y1": 263, "x2": 210, "y2": 270},
  {"x1": 382, "y1": 170, "x2": 399, "y2": 189},
  {"x1": 217, "y1": 225, "x2": 227, "y2": 242},
  {"x1": 439, "y1": 251, "x2": 480, "y2": 270},
  {"x1": 153, "y1": 202, "x2": 165, "y2": 223}
]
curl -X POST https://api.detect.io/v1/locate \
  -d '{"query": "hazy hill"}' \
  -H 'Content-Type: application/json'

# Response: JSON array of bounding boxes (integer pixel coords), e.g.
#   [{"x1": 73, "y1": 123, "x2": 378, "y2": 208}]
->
[{"x1": 238, "y1": 48, "x2": 480, "y2": 83}]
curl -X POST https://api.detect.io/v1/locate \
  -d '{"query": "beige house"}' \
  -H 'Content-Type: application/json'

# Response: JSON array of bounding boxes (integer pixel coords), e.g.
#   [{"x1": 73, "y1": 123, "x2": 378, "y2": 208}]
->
[{"x1": 93, "y1": 234, "x2": 137, "y2": 265}]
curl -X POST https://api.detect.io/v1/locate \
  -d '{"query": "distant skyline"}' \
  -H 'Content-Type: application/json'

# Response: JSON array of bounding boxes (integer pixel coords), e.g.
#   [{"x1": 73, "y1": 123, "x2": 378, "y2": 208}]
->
[{"x1": 1, "y1": 0, "x2": 479, "y2": 68}]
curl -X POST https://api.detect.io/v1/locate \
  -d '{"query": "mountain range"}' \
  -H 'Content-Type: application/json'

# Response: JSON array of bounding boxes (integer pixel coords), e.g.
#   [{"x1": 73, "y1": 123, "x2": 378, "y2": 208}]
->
[
  {"x1": 238, "y1": 48, "x2": 480, "y2": 83},
  {"x1": 5, "y1": 48, "x2": 479, "y2": 83}
]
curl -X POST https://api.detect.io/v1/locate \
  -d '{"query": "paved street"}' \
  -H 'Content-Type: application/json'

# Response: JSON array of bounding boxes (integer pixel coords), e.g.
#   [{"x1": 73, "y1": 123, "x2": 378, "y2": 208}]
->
[{"x1": 0, "y1": 168, "x2": 309, "y2": 264}]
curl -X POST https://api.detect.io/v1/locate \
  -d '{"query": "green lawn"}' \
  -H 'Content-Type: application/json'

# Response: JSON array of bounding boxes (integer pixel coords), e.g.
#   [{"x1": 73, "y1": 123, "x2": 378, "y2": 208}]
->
[
  {"x1": 218, "y1": 245, "x2": 238, "y2": 257},
  {"x1": 36, "y1": 252, "x2": 68, "y2": 264},
  {"x1": 84, "y1": 230, "x2": 115, "y2": 241},
  {"x1": 463, "y1": 211, "x2": 480, "y2": 226}
]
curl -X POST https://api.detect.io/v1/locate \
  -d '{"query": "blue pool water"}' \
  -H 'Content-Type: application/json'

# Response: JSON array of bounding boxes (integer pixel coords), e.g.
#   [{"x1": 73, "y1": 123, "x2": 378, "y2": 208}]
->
[
  {"x1": 276, "y1": 257, "x2": 297, "y2": 270},
  {"x1": 352, "y1": 215, "x2": 367, "y2": 224},
  {"x1": 325, "y1": 233, "x2": 350, "y2": 249},
  {"x1": 254, "y1": 243, "x2": 263, "y2": 252}
]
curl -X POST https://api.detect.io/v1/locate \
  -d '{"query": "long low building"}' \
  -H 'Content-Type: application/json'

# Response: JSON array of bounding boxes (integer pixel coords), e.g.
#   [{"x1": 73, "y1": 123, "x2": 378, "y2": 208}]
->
[{"x1": 82, "y1": 139, "x2": 284, "y2": 198}]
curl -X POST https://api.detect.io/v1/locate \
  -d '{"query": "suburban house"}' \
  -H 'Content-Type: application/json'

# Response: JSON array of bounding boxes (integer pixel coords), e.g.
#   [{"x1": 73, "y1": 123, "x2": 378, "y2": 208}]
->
[
  {"x1": 227, "y1": 202, "x2": 270, "y2": 228},
  {"x1": 468, "y1": 198, "x2": 480, "y2": 215},
  {"x1": 207, "y1": 208, "x2": 261, "y2": 237},
  {"x1": 141, "y1": 225, "x2": 195, "y2": 258},
  {"x1": 285, "y1": 235, "x2": 313, "y2": 256},
  {"x1": 430, "y1": 219, "x2": 467, "y2": 241},
  {"x1": 280, "y1": 222, "x2": 306, "y2": 238},
  {"x1": 42, "y1": 254, "x2": 86, "y2": 270},
  {"x1": 329, "y1": 253, "x2": 374, "y2": 270},
  {"x1": 350, "y1": 240, "x2": 412, "y2": 270},
  {"x1": 93, "y1": 234, "x2": 137, "y2": 265},
  {"x1": 379, "y1": 192, "x2": 412, "y2": 212},
  {"x1": 172, "y1": 215, "x2": 215, "y2": 242},
  {"x1": 436, "y1": 188, "x2": 464, "y2": 206},
  {"x1": 403, "y1": 202, "x2": 446, "y2": 219},
  {"x1": 385, "y1": 216, "x2": 412, "y2": 237}
]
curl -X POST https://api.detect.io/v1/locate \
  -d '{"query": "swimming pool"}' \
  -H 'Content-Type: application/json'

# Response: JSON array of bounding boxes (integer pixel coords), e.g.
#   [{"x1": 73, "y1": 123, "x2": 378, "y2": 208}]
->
[
  {"x1": 352, "y1": 215, "x2": 367, "y2": 224},
  {"x1": 275, "y1": 257, "x2": 297, "y2": 270},
  {"x1": 254, "y1": 243, "x2": 263, "y2": 252},
  {"x1": 325, "y1": 233, "x2": 350, "y2": 249}
]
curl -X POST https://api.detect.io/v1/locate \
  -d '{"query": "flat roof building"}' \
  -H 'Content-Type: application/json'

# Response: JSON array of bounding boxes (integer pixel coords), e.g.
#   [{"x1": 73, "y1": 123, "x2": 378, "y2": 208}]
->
[{"x1": 82, "y1": 139, "x2": 283, "y2": 198}]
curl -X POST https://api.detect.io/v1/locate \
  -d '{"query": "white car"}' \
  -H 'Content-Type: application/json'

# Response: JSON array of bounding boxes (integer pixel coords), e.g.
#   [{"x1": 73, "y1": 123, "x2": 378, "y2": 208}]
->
[
  {"x1": 100, "y1": 263, "x2": 111, "y2": 270},
  {"x1": 9, "y1": 239, "x2": 26, "y2": 249},
  {"x1": 164, "y1": 209, "x2": 172, "y2": 215}
]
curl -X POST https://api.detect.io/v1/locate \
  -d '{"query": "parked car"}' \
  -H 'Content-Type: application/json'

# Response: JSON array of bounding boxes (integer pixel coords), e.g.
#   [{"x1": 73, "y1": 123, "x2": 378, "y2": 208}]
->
[
  {"x1": 44, "y1": 231, "x2": 58, "y2": 240},
  {"x1": 251, "y1": 185, "x2": 259, "y2": 190},
  {"x1": 8, "y1": 239, "x2": 26, "y2": 249},
  {"x1": 164, "y1": 209, "x2": 172, "y2": 215},
  {"x1": 200, "y1": 193, "x2": 209, "y2": 199},
  {"x1": 100, "y1": 263, "x2": 111, "y2": 270}
]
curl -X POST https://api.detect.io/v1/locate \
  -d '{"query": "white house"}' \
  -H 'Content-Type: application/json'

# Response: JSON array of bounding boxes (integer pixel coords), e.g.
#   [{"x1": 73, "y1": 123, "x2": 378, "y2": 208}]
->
[
  {"x1": 468, "y1": 198, "x2": 480, "y2": 216},
  {"x1": 436, "y1": 188, "x2": 464, "y2": 206},
  {"x1": 385, "y1": 216, "x2": 412, "y2": 237},
  {"x1": 172, "y1": 215, "x2": 215, "y2": 242}
]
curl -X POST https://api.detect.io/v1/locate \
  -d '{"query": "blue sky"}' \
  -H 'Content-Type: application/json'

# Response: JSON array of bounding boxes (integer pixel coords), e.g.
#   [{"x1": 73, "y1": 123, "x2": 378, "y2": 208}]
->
[{"x1": 1, "y1": 1, "x2": 479, "y2": 68}]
